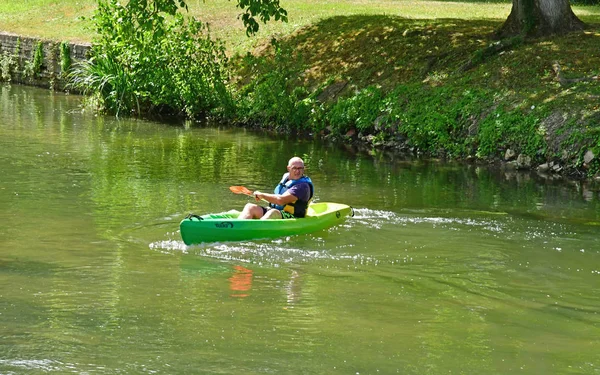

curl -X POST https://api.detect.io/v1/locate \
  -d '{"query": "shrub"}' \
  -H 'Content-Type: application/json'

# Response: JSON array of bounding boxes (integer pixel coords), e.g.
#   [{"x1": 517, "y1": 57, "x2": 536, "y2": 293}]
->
[
  {"x1": 59, "y1": 41, "x2": 71, "y2": 75},
  {"x1": 325, "y1": 86, "x2": 384, "y2": 134},
  {"x1": 477, "y1": 106, "x2": 546, "y2": 158},
  {"x1": 382, "y1": 85, "x2": 486, "y2": 157},
  {"x1": 23, "y1": 41, "x2": 44, "y2": 80},
  {"x1": 69, "y1": 0, "x2": 231, "y2": 118},
  {"x1": 235, "y1": 47, "x2": 313, "y2": 130},
  {"x1": 0, "y1": 38, "x2": 20, "y2": 82}
]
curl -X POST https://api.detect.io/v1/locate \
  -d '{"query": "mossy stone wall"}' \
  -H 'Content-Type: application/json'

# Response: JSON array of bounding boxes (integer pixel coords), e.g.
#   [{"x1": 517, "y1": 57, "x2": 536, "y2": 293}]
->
[{"x1": 0, "y1": 32, "x2": 90, "y2": 90}]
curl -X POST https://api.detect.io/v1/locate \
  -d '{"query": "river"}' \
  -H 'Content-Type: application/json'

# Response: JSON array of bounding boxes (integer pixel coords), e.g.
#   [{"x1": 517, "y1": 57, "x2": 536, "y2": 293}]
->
[{"x1": 1, "y1": 84, "x2": 599, "y2": 374}]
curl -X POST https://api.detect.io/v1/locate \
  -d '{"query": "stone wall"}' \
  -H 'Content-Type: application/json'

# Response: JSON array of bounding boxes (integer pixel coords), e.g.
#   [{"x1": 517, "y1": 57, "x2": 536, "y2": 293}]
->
[{"x1": 0, "y1": 32, "x2": 90, "y2": 91}]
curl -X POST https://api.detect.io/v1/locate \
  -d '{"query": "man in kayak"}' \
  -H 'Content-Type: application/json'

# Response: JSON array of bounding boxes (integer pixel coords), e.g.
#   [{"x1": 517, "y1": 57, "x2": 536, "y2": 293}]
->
[{"x1": 238, "y1": 156, "x2": 314, "y2": 220}]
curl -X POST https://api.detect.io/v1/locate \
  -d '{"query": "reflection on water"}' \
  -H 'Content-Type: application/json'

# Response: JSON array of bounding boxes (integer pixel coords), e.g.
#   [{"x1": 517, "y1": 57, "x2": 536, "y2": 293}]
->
[
  {"x1": 229, "y1": 265, "x2": 253, "y2": 298},
  {"x1": 1, "y1": 85, "x2": 600, "y2": 374}
]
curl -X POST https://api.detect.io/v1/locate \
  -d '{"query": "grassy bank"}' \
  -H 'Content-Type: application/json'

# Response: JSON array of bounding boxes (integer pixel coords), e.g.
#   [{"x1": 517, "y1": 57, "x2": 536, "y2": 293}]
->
[
  {"x1": 233, "y1": 15, "x2": 600, "y2": 175},
  {"x1": 2, "y1": 1, "x2": 600, "y2": 178}
]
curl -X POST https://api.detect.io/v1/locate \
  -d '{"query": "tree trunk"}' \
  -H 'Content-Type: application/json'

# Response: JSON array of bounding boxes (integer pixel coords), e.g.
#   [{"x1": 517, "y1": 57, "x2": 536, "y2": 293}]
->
[{"x1": 498, "y1": 0, "x2": 585, "y2": 38}]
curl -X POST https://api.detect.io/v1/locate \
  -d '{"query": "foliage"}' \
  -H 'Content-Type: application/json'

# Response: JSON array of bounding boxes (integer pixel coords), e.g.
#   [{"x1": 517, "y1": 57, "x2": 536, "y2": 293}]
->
[
  {"x1": 325, "y1": 86, "x2": 384, "y2": 134},
  {"x1": 101, "y1": 0, "x2": 287, "y2": 37},
  {"x1": 228, "y1": 13, "x2": 600, "y2": 178},
  {"x1": 235, "y1": 47, "x2": 314, "y2": 129},
  {"x1": 380, "y1": 86, "x2": 483, "y2": 157},
  {"x1": 0, "y1": 53, "x2": 14, "y2": 82},
  {"x1": 236, "y1": 61, "x2": 550, "y2": 160},
  {"x1": 0, "y1": 38, "x2": 20, "y2": 82},
  {"x1": 237, "y1": 0, "x2": 288, "y2": 36},
  {"x1": 564, "y1": 117, "x2": 600, "y2": 176},
  {"x1": 23, "y1": 41, "x2": 44, "y2": 80},
  {"x1": 476, "y1": 106, "x2": 546, "y2": 159},
  {"x1": 33, "y1": 41, "x2": 44, "y2": 76},
  {"x1": 69, "y1": 0, "x2": 231, "y2": 117},
  {"x1": 59, "y1": 41, "x2": 71, "y2": 75}
]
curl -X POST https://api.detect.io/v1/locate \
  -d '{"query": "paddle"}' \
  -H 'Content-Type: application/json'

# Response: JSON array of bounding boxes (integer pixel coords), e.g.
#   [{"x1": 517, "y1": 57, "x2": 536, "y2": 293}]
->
[
  {"x1": 229, "y1": 185, "x2": 269, "y2": 202},
  {"x1": 229, "y1": 185, "x2": 254, "y2": 197}
]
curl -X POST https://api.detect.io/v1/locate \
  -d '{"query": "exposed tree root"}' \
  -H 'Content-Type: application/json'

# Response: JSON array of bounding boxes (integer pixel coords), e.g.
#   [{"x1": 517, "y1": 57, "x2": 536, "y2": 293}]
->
[
  {"x1": 552, "y1": 61, "x2": 599, "y2": 86},
  {"x1": 458, "y1": 37, "x2": 523, "y2": 73}
]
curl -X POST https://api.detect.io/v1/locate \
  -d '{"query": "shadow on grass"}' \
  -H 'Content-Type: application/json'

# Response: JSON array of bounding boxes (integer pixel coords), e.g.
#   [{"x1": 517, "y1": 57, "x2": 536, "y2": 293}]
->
[{"x1": 238, "y1": 14, "x2": 600, "y2": 99}]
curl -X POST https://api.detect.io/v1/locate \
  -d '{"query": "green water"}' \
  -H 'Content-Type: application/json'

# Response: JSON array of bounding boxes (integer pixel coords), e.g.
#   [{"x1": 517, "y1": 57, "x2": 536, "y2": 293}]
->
[{"x1": 1, "y1": 84, "x2": 599, "y2": 374}]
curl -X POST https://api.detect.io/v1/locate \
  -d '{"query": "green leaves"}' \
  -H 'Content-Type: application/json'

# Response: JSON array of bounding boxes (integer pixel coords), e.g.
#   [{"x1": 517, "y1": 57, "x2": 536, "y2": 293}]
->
[
  {"x1": 59, "y1": 42, "x2": 72, "y2": 75},
  {"x1": 70, "y1": 0, "x2": 230, "y2": 118},
  {"x1": 237, "y1": 0, "x2": 288, "y2": 36},
  {"x1": 327, "y1": 86, "x2": 384, "y2": 133},
  {"x1": 70, "y1": 0, "x2": 289, "y2": 117},
  {"x1": 477, "y1": 106, "x2": 546, "y2": 159},
  {"x1": 22, "y1": 41, "x2": 44, "y2": 80}
]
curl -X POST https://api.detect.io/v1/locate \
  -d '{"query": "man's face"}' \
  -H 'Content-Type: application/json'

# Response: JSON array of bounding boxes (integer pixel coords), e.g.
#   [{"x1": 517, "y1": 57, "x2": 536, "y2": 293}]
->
[{"x1": 288, "y1": 162, "x2": 305, "y2": 179}]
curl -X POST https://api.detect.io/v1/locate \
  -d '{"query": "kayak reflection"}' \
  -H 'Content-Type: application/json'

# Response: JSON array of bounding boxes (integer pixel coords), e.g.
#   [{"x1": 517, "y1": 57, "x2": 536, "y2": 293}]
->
[{"x1": 229, "y1": 265, "x2": 253, "y2": 298}]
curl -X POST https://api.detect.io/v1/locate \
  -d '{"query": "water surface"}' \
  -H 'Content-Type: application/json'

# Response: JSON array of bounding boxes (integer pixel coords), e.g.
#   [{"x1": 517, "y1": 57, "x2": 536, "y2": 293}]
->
[{"x1": 1, "y1": 85, "x2": 599, "y2": 374}]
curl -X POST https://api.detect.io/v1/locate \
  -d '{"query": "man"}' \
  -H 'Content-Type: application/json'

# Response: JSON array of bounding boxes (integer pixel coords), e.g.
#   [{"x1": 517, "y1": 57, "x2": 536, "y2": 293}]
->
[{"x1": 238, "y1": 156, "x2": 314, "y2": 219}]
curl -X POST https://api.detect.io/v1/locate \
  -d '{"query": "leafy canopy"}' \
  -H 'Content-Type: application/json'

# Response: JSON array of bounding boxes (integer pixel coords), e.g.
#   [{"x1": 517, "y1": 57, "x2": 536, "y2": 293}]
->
[{"x1": 139, "y1": 0, "x2": 288, "y2": 36}]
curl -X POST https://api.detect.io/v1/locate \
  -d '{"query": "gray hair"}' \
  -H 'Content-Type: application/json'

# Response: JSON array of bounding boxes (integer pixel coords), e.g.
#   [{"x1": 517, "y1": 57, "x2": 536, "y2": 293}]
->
[{"x1": 288, "y1": 156, "x2": 304, "y2": 166}]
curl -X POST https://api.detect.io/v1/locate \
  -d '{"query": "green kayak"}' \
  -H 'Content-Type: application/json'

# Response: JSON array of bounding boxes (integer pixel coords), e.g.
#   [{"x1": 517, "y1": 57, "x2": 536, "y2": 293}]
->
[{"x1": 180, "y1": 202, "x2": 353, "y2": 245}]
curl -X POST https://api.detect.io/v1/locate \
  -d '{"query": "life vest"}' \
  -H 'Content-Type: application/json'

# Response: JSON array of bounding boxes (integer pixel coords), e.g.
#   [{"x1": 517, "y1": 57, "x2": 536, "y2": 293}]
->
[{"x1": 269, "y1": 173, "x2": 314, "y2": 217}]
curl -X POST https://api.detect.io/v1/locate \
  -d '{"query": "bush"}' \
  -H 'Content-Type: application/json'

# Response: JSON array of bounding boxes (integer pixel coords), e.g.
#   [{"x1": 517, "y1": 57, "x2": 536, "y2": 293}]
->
[
  {"x1": 69, "y1": 0, "x2": 231, "y2": 118},
  {"x1": 477, "y1": 106, "x2": 546, "y2": 158},
  {"x1": 325, "y1": 86, "x2": 384, "y2": 134},
  {"x1": 381, "y1": 85, "x2": 486, "y2": 157},
  {"x1": 235, "y1": 47, "x2": 314, "y2": 130},
  {"x1": 59, "y1": 41, "x2": 71, "y2": 75}
]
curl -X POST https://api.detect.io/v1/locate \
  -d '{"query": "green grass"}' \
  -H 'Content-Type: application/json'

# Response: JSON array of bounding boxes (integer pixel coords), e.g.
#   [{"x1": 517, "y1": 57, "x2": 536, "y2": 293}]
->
[
  {"x1": 235, "y1": 14, "x2": 600, "y2": 102},
  {"x1": 0, "y1": 0, "x2": 95, "y2": 43},
  {"x1": 0, "y1": 0, "x2": 526, "y2": 48},
  {"x1": 2, "y1": 0, "x2": 599, "y2": 53},
  {"x1": 190, "y1": 0, "x2": 514, "y2": 54},
  {"x1": 226, "y1": 10, "x2": 600, "y2": 173},
  {"x1": 2, "y1": 0, "x2": 598, "y2": 53}
]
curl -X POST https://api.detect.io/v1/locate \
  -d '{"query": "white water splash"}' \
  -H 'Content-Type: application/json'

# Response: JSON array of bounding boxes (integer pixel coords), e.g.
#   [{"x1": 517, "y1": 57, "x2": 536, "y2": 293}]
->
[
  {"x1": 0, "y1": 359, "x2": 63, "y2": 372},
  {"x1": 351, "y1": 207, "x2": 508, "y2": 233},
  {"x1": 148, "y1": 234, "x2": 384, "y2": 267}
]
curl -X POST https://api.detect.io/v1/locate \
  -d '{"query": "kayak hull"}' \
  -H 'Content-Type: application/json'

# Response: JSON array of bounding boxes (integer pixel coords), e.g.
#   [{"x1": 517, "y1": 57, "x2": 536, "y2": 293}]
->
[{"x1": 180, "y1": 202, "x2": 352, "y2": 245}]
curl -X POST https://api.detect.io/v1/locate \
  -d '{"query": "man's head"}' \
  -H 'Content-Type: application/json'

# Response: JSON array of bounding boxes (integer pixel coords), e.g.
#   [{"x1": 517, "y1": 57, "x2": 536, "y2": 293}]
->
[{"x1": 287, "y1": 157, "x2": 305, "y2": 178}]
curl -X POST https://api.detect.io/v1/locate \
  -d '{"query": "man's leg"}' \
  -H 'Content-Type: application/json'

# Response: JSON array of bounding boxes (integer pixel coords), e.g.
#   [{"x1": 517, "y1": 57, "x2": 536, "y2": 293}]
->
[
  {"x1": 261, "y1": 208, "x2": 283, "y2": 220},
  {"x1": 238, "y1": 203, "x2": 265, "y2": 219}
]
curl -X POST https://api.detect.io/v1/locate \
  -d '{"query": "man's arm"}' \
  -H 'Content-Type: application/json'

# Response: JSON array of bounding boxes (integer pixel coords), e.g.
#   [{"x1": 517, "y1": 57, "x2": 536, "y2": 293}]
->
[{"x1": 254, "y1": 190, "x2": 298, "y2": 206}]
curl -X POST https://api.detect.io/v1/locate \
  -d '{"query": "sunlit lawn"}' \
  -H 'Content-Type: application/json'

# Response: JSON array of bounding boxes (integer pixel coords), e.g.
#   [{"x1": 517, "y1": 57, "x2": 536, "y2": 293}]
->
[
  {"x1": 1, "y1": 0, "x2": 511, "y2": 53},
  {"x1": 0, "y1": 0, "x2": 598, "y2": 54}
]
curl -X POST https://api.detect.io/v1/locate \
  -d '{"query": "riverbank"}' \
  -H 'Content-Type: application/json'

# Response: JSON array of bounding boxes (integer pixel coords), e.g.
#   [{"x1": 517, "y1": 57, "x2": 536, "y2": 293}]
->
[
  {"x1": 230, "y1": 15, "x2": 600, "y2": 181},
  {"x1": 1, "y1": 2, "x2": 600, "y2": 181}
]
